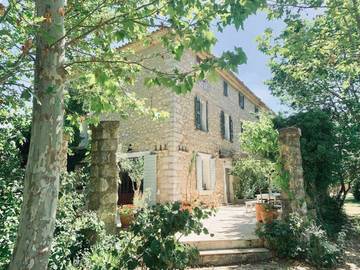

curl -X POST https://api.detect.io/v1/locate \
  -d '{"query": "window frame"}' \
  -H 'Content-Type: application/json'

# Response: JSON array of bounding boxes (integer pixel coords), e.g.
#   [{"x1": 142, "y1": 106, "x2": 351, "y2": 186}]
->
[
  {"x1": 195, "y1": 95, "x2": 209, "y2": 132},
  {"x1": 239, "y1": 93, "x2": 245, "y2": 109},
  {"x1": 223, "y1": 81, "x2": 228, "y2": 97},
  {"x1": 196, "y1": 153, "x2": 216, "y2": 193}
]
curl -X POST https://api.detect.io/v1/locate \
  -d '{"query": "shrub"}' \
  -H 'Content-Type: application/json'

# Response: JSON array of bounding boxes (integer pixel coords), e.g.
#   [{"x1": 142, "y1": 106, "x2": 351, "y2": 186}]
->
[
  {"x1": 49, "y1": 169, "x2": 107, "y2": 269},
  {"x1": 256, "y1": 214, "x2": 343, "y2": 268},
  {"x1": 353, "y1": 180, "x2": 360, "y2": 201},
  {"x1": 0, "y1": 108, "x2": 29, "y2": 268},
  {"x1": 77, "y1": 203, "x2": 213, "y2": 270},
  {"x1": 127, "y1": 203, "x2": 212, "y2": 270}
]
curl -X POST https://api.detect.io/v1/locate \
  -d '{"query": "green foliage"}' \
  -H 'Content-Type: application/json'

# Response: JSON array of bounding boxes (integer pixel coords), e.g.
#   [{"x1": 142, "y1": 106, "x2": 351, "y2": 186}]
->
[
  {"x1": 260, "y1": 0, "x2": 360, "y2": 206},
  {"x1": 1, "y1": 162, "x2": 211, "y2": 269},
  {"x1": 353, "y1": 181, "x2": 360, "y2": 201},
  {"x1": 240, "y1": 112, "x2": 279, "y2": 161},
  {"x1": 275, "y1": 110, "x2": 346, "y2": 233},
  {"x1": 256, "y1": 213, "x2": 344, "y2": 268},
  {"x1": 49, "y1": 170, "x2": 106, "y2": 270},
  {"x1": 119, "y1": 157, "x2": 144, "y2": 192},
  {"x1": 1, "y1": 0, "x2": 267, "y2": 125},
  {"x1": 124, "y1": 203, "x2": 213, "y2": 270},
  {"x1": 233, "y1": 112, "x2": 287, "y2": 198},
  {"x1": 78, "y1": 203, "x2": 213, "y2": 270},
  {"x1": 0, "y1": 108, "x2": 30, "y2": 268},
  {"x1": 232, "y1": 158, "x2": 270, "y2": 199}
]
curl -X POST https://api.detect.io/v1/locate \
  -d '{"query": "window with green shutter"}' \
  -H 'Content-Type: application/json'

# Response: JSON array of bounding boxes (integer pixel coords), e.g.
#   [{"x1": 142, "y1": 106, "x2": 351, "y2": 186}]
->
[
  {"x1": 255, "y1": 105, "x2": 259, "y2": 119},
  {"x1": 223, "y1": 81, "x2": 228, "y2": 96},
  {"x1": 195, "y1": 96, "x2": 208, "y2": 131},
  {"x1": 195, "y1": 96, "x2": 201, "y2": 129},
  {"x1": 229, "y1": 116, "x2": 233, "y2": 142},
  {"x1": 239, "y1": 93, "x2": 245, "y2": 109},
  {"x1": 220, "y1": 110, "x2": 225, "y2": 138}
]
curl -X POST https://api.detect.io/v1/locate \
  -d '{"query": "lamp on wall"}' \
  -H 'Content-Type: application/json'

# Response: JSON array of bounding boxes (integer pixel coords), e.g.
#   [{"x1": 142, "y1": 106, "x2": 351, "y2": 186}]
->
[{"x1": 127, "y1": 144, "x2": 133, "y2": 152}]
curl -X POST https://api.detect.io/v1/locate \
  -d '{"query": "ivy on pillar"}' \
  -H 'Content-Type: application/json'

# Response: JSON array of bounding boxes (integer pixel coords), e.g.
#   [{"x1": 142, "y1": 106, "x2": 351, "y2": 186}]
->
[
  {"x1": 279, "y1": 127, "x2": 308, "y2": 219},
  {"x1": 88, "y1": 121, "x2": 120, "y2": 233}
]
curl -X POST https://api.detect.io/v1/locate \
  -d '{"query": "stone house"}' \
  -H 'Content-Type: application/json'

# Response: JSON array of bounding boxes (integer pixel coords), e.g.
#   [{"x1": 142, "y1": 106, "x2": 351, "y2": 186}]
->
[{"x1": 94, "y1": 30, "x2": 270, "y2": 208}]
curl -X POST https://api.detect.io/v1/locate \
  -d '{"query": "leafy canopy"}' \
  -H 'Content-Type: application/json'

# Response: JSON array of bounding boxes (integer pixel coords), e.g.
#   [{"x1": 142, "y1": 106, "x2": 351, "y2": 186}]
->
[
  {"x1": 1, "y1": 0, "x2": 267, "y2": 125},
  {"x1": 259, "y1": 0, "x2": 360, "y2": 203}
]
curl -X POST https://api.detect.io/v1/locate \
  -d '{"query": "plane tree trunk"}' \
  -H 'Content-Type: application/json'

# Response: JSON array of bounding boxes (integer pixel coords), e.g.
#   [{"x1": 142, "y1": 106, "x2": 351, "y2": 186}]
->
[{"x1": 9, "y1": 0, "x2": 65, "y2": 269}]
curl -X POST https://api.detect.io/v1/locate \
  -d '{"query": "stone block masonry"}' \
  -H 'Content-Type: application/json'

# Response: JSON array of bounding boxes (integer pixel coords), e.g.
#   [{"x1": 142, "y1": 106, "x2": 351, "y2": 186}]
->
[
  {"x1": 88, "y1": 121, "x2": 120, "y2": 233},
  {"x1": 279, "y1": 127, "x2": 307, "y2": 219}
]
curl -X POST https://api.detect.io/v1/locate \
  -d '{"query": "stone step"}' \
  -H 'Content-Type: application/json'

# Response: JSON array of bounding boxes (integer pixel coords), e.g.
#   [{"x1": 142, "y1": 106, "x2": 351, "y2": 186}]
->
[
  {"x1": 183, "y1": 238, "x2": 264, "y2": 251},
  {"x1": 196, "y1": 247, "x2": 272, "y2": 267}
]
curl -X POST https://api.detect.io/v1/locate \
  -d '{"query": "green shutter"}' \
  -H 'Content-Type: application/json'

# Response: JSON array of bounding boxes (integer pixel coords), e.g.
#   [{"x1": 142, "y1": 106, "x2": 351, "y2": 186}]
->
[
  {"x1": 223, "y1": 81, "x2": 228, "y2": 96},
  {"x1": 195, "y1": 96, "x2": 201, "y2": 129},
  {"x1": 229, "y1": 116, "x2": 233, "y2": 142},
  {"x1": 239, "y1": 93, "x2": 244, "y2": 109},
  {"x1": 206, "y1": 101, "x2": 209, "y2": 132},
  {"x1": 220, "y1": 111, "x2": 225, "y2": 138}
]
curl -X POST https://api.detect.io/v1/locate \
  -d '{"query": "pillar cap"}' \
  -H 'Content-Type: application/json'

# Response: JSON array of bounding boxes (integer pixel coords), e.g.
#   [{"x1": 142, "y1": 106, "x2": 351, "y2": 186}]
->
[{"x1": 279, "y1": 126, "x2": 301, "y2": 137}]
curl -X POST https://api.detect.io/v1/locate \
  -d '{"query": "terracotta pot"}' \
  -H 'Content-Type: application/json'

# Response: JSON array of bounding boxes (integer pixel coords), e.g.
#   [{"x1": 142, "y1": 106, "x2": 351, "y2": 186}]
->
[
  {"x1": 261, "y1": 210, "x2": 275, "y2": 224},
  {"x1": 119, "y1": 204, "x2": 135, "y2": 228},
  {"x1": 120, "y1": 214, "x2": 134, "y2": 228},
  {"x1": 180, "y1": 202, "x2": 193, "y2": 212},
  {"x1": 255, "y1": 203, "x2": 265, "y2": 222}
]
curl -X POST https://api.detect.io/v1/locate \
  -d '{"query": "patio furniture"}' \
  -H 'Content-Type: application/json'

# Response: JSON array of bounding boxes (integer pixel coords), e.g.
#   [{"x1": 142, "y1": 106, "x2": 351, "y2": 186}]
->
[
  {"x1": 256, "y1": 193, "x2": 281, "y2": 203},
  {"x1": 245, "y1": 200, "x2": 257, "y2": 212}
]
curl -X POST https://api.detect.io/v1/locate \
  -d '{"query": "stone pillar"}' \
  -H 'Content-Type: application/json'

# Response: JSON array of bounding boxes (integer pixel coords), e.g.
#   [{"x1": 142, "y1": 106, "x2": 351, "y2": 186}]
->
[
  {"x1": 88, "y1": 121, "x2": 120, "y2": 233},
  {"x1": 279, "y1": 127, "x2": 307, "y2": 219}
]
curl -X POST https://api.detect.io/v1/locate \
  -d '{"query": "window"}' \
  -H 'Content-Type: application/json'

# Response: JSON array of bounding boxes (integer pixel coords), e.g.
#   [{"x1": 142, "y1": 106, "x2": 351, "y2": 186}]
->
[
  {"x1": 223, "y1": 81, "x2": 228, "y2": 96},
  {"x1": 194, "y1": 96, "x2": 208, "y2": 131},
  {"x1": 254, "y1": 105, "x2": 259, "y2": 119},
  {"x1": 196, "y1": 55, "x2": 202, "y2": 64},
  {"x1": 239, "y1": 93, "x2": 245, "y2": 109},
  {"x1": 220, "y1": 111, "x2": 233, "y2": 142},
  {"x1": 240, "y1": 121, "x2": 244, "y2": 133},
  {"x1": 196, "y1": 153, "x2": 216, "y2": 192}
]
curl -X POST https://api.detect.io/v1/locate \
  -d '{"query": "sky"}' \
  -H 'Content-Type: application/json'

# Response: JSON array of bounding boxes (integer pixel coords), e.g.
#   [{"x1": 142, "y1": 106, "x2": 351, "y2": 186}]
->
[{"x1": 212, "y1": 12, "x2": 290, "y2": 113}]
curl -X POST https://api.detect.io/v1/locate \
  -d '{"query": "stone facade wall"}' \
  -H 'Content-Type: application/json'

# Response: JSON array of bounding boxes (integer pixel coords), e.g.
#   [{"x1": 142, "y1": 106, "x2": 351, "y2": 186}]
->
[
  {"x1": 173, "y1": 50, "x2": 262, "y2": 204},
  {"x1": 117, "y1": 45, "x2": 268, "y2": 204}
]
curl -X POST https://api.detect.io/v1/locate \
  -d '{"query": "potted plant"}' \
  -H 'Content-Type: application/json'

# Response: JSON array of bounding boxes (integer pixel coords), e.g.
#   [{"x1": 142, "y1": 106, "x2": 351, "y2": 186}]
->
[
  {"x1": 118, "y1": 204, "x2": 135, "y2": 228},
  {"x1": 118, "y1": 157, "x2": 146, "y2": 228}
]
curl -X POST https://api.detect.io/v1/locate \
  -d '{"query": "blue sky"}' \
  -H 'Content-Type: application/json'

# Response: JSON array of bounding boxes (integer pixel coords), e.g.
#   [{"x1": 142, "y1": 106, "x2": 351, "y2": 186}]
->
[{"x1": 213, "y1": 12, "x2": 290, "y2": 113}]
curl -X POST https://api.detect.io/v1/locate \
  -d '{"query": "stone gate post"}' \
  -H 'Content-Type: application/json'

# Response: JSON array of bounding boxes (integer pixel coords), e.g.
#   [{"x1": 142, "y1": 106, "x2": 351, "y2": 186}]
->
[
  {"x1": 88, "y1": 120, "x2": 120, "y2": 233},
  {"x1": 279, "y1": 127, "x2": 307, "y2": 219}
]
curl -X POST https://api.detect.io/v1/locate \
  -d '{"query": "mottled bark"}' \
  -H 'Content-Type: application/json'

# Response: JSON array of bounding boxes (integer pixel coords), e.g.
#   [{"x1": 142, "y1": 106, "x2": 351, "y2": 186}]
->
[{"x1": 9, "y1": 0, "x2": 65, "y2": 269}]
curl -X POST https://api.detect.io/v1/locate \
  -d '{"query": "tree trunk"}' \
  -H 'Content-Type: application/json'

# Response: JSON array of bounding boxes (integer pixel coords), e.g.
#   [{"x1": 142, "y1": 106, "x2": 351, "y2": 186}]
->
[{"x1": 9, "y1": 0, "x2": 65, "y2": 269}]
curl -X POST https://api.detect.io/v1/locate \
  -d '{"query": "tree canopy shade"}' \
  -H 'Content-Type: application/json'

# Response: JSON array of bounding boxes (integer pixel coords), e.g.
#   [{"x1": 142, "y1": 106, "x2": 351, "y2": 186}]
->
[
  {"x1": 1, "y1": 0, "x2": 267, "y2": 268},
  {"x1": 258, "y1": 0, "x2": 360, "y2": 205}
]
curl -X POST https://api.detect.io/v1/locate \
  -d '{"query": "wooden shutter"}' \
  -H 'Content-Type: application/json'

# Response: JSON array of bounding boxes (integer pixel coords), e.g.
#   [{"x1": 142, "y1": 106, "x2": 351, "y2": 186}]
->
[
  {"x1": 196, "y1": 155, "x2": 203, "y2": 191},
  {"x1": 206, "y1": 101, "x2": 209, "y2": 132},
  {"x1": 239, "y1": 93, "x2": 244, "y2": 109},
  {"x1": 229, "y1": 116, "x2": 233, "y2": 142},
  {"x1": 195, "y1": 96, "x2": 201, "y2": 129},
  {"x1": 143, "y1": 154, "x2": 157, "y2": 205},
  {"x1": 220, "y1": 111, "x2": 225, "y2": 138},
  {"x1": 223, "y1": 81, "x2": 228, "y2": 96},
  {"x1": 210, "y1": 158, "x2": 216, "y2": 190}
]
